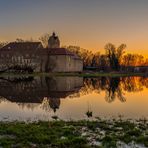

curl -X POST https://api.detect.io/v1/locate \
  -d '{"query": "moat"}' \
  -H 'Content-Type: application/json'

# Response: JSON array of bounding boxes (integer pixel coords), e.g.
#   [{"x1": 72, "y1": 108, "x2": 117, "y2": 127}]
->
[{"x1": 0, "y1": 76, "x2": 147, "y2": 121}]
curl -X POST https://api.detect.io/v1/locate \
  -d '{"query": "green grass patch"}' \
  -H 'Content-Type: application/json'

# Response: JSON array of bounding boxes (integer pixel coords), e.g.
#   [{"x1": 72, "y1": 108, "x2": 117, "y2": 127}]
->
[{"x1": 0, "y1": 120, "x2": 147, "y2": 147}]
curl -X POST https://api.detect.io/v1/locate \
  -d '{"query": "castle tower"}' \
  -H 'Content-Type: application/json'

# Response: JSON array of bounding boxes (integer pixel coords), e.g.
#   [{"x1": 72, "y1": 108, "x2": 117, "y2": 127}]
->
[{"x1": 48, "y1": 32, "x2": 60, "y2": 48}]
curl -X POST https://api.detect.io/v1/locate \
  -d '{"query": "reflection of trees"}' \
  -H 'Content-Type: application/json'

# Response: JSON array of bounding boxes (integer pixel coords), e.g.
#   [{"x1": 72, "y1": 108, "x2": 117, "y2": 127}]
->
[
  {"x1": 17, "y1": 103, "x2": 40, "y2": 111},
  {"x1": 74, "y1": 77, "x2": 126, "y2": 103},
  {"x1": 139, "y1": 77, "x2": 148, "y2": 88},
  {"x1": 41, "y1": 98, "x2": 60, "y2": 113},
  {"x1": 79, "y1": 77, "x2": 148, "y2": 103},
  {"x1": 105, "y1": 77, "x2": 126, "y2": 103},
  {"x1": 40, "y1": 97, "x2": 51, "y2": 112},
  {"x1": 121, "y1": 77, "x2": 143, "y2": 92},
  {"x1": 0, "y1": 97, "x2": 8, "y2": 103},
  {"x1": 17, "y1": 97, "x2": 60, "y2": 113}
]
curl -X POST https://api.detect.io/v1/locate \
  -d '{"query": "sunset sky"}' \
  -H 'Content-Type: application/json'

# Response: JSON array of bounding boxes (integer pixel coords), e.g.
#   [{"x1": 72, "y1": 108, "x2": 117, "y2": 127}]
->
[{"x1": 0, "y1": 0, "x2": 148, "y2": 57}]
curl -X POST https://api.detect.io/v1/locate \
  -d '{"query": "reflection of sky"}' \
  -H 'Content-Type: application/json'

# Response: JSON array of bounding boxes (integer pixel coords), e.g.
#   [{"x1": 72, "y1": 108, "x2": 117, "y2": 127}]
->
[{"x1": 0, "y1": 0, "x2": 148, "y2": 56}]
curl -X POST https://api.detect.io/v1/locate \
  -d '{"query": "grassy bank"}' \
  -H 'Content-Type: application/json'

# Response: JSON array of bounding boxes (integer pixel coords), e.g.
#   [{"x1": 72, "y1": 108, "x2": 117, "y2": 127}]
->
[
  {"x1": 0, "y1": 119, "x2": 147, "y2": 148},
  {"x1": 0, "y1": 72, "x2": 147, "y2": 77}
]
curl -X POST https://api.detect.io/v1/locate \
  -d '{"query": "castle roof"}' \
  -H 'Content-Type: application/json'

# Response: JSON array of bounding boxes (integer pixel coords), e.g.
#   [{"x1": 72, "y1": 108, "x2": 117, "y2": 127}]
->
[
  {"x1": 47, "y1": 48, "x2": 82, "y2": 60},
  {"x1": 0, "y1": 42, "x2": 43, "y2": 51},
  {"x1": 0, "y1": 42, "x2": 82, "y2": 60}
]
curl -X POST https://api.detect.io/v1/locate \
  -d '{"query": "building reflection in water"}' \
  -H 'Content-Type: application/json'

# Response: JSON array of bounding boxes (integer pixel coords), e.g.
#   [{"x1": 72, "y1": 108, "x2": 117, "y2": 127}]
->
[
  {"x1": 0, "y1": 76, "x2": 83, "y2": 112},
  {"x1": 0, "y1": 76, "x2": 148, "y2": 112}
]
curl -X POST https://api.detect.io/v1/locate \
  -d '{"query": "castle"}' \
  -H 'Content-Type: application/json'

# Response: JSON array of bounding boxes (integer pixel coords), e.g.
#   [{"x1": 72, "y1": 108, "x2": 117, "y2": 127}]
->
[{"x1": 0, "y1": 33, "x2": 83, "y2": 72}]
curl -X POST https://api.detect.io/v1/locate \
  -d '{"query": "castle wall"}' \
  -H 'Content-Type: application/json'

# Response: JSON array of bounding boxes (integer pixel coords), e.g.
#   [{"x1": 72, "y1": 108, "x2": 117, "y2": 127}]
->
[
  {"x1": 74, "y1": 59, "x2": 83, "y2": 72},
  {"x1": 0, "y1": 50, "x2": 48, "y2": 72},
  {"x1": 47, "y1": 55, "x2": 83, "y2": 72},
  {"x1": 47, "y1": 55, "x2": 67, "y2": 72},
  {"x1": 0, "y1": 48, "x2": 83, "y2": 73},
  {"x1": 65, "y1": 56, "x2": 83, "y2": 72}
]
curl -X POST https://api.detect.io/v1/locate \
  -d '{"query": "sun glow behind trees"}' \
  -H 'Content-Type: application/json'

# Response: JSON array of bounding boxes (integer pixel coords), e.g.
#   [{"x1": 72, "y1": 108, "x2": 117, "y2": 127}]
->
[{"x1": 66, "y1": 44, "x2": 148, "y2": 69}]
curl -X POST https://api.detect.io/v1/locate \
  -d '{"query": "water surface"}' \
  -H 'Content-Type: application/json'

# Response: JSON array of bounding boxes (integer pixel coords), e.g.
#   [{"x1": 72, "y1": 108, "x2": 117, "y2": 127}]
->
[{"x1": 0, "y1": 76, "x2": 147, "y2": 121}]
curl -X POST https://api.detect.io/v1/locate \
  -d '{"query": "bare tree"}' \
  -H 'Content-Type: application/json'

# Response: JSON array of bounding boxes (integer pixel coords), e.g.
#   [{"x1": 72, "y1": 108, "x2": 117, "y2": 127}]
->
[
  {"x1": 122, "y1": 54, "x2": 144, "y2": 67},
  {"x1": 15, "y1": 38, "x2": 25, "y2": 42},
  {"x1": 39, "y1": 33, "x2": 50, "y2": 48},
  {"x1": 105, "y1": 43, "x2": 126, "y2": 71}
]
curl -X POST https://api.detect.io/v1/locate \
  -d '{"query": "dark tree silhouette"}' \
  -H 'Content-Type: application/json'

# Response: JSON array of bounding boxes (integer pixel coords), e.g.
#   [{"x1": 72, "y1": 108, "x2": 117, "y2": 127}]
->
[
  {"x1": 105, "y1": 77, "x2": 126, "y2": 103},
  {"x1": 105, "y1": 43, "x2": 126, "y2": 71}
]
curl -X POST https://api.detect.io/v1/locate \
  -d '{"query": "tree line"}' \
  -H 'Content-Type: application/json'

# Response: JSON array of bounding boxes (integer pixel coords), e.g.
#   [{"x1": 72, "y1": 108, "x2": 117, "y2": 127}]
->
[{"x1": 65, "y1": 44, "x2": 148, "y2": 71}]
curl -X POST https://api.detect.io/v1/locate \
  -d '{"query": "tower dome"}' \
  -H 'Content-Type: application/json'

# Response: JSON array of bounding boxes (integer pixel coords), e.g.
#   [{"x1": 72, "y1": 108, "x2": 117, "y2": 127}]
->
[{"x1": 48, "y1": 32, "x2": 60, "y2": 48}]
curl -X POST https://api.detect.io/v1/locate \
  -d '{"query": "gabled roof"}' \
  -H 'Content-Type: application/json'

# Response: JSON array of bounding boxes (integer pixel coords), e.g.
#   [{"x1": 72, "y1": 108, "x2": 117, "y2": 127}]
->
[
  {"x1": 47, "y1": 48, "x2": 82, "y2": 60},
  {"x1": 0, "y1": 42, "x2": 43, "y2": 51}
]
